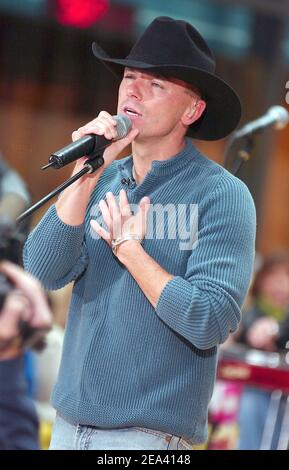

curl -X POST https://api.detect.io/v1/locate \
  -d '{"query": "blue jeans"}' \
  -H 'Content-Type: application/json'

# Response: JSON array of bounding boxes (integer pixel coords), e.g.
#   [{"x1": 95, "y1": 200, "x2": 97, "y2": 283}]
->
[{"x1": 49, "y1": 414, "x2": 194, "y2": 450}]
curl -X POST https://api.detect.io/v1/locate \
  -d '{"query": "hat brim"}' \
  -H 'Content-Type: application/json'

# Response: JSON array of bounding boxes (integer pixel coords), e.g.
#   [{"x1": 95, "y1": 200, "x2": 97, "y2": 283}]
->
[{"x1": 92, "y1": 42, "x2": 241, "y2": 141}]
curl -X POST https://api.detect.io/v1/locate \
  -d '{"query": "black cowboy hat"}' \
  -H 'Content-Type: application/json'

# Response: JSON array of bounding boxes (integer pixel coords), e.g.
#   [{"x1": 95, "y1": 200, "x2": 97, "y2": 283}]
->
[{"x1": 92, "y1": 16, "x2": 241, "y2": 141}]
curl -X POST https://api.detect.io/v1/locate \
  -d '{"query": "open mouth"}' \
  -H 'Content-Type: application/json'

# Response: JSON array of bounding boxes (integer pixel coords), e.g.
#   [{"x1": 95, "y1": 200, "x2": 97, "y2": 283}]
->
[{"x1": 123, "y1": 106, "x2": 142, "y2": 117}]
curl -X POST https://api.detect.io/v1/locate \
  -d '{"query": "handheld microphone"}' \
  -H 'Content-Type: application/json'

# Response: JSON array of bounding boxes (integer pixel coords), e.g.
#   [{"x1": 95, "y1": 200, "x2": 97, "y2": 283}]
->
[
  {"x1": 233, "y1": 106, "x2": 289, "y2": 140},
  {"x1": 42, "y1": 114, "x2": 132, "y2": 170}
]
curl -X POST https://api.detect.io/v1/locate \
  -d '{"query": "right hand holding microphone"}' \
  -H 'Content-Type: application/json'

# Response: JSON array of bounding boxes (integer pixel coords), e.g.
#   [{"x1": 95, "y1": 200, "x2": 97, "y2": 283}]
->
[
  {"x1": 55, "y1": 111, "x2": 138, "y2": 225},
  {"x1": 71, "y1": 111, "x2": 138, "y2": 176}
]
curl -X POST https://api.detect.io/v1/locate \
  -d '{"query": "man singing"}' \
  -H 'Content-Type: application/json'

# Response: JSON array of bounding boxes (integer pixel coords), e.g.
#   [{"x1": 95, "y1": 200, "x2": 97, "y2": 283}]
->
[{"x1": 24, "y1": 17, "x2": 256, "y2": 450}]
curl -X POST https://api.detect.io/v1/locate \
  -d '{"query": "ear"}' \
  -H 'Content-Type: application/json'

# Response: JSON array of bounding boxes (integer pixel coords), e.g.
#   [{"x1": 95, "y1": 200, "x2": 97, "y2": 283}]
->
[{"x1": 182, "y1": 99, "x2": 207, "y2": 126}]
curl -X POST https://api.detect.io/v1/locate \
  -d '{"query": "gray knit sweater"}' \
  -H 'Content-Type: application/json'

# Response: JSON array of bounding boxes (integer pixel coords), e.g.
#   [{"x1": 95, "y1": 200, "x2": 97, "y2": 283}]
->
[{"x1": 24, "y1": 139, "x2": 256, "y2": 443}]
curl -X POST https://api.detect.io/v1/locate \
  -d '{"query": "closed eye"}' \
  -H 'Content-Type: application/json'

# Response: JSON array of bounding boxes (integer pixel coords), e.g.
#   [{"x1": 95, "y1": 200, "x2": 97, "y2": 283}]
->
[
  {"x1": 151, "y1": 81, "x2": 164, "y2": 89},
  {"x1": 123, "y1": 74, "x2": 135, "y2": 82}
]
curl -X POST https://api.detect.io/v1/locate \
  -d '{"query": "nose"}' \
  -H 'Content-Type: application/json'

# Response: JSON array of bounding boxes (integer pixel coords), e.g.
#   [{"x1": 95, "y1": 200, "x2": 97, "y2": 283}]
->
[{"x1": 126, "y1": 78, "x2": 143, "y2": 101}]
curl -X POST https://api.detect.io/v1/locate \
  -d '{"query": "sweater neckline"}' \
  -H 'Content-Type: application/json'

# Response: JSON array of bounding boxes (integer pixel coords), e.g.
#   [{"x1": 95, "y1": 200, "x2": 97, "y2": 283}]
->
[{"x1": 117, "y1": 138, "x2": 199, "y2": 181}]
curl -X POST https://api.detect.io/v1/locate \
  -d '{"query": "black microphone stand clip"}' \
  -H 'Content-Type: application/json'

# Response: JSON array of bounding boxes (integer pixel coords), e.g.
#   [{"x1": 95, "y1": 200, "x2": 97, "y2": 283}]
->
[{"x1": 16, "y1": 151, "x2": 105, "y2": 224}]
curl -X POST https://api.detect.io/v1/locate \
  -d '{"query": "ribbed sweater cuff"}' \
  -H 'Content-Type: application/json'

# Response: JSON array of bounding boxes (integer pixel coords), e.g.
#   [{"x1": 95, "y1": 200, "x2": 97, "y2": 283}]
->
[
  {"x1": 156, "y1": 276, "x2": 192, "y2": 330},
  {"x1": 30, "y1": 204, "x2": 85, "y2": 254}
]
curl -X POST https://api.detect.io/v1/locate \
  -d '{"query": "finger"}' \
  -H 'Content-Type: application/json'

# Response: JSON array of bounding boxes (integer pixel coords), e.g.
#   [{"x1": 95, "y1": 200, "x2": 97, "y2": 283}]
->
[
  {"x1": 8, "y1": 295, "x2": 32, "y2": 323},
  {"x1": 99, "y1": 199, "x2": 112, "y2": 232},
  {"x1": 97, "y1": 126, "x2": 116, "y2": 141},
  {"x1": 73, "y1": 119, "x2": 115, "y2": 142},
  {"x1": 97, "y1": 113, "x2": 116, "y2": 124},
  {"x1": 90, "y1": 220, "x2": 111, "y2": 243},
  {"x1": 77, "y1": 122, "x2": 105, "y2": 137},
  {"x1": 98, "y1": 111, "x2": 117, "y2": 126},
  {"x1": 72, "y1": 111, "x2": 117, "y2": 141},
  {"x1": 0, "y1": 292, "x2": 32, "y2": 338},
  {"x1": 87, "y1": 112, "x2": 118, "y2": 140},
  {"x1": 120, "y1": 128, "x2": 139, "y2": 146},
  {"x1": 106, "y1": 192, "x2": 119, "y2": 218},
  {"x1": 72, "y1": 130, "x2": 84, "y2": 142},
  {"x1": 110, "y1": 128, "x2": 139, "y2": 154},
  {"x1": 0, "y1": 262, "x2": 52, "y2": 329},
  {"x1": 139, "y1": 196, "x2": 151, "y2": 210},
  {"x1": 106, "y1": 192, "x2": 122, "y2": 239},
  {"x1": 10, "y1": 289, "x2": 31, "y2": 311},
  {"x1": 139, "y1": 196, "x2": 151, "y2": 219},
  {"x1": 97, "y1": 112, "x2": 118, "y2": 139},
  {"x1": 83, "y1": 121, "x2": 116, "y2": 141},
  {"x1": 0, "y1": 262, "x2": 42, "y2": 293},
  {"x1": 72, "y1": 124, "x2": 103, "y2": 143},
  {"x1": 119, "y1": 189, "x2": 131, "y2": 218},
  {"x1": 138, "y1": 197, "x2": 151, "y2": 234}
]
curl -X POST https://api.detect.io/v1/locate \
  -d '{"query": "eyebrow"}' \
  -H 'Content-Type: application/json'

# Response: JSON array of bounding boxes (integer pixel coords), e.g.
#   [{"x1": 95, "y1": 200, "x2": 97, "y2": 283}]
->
[
  {"x1": 124, "y1": 68, "x2": 166, "y2": 81},
  {"x1": 123, "y1": 68, "x2": 201, "y2": 97}
]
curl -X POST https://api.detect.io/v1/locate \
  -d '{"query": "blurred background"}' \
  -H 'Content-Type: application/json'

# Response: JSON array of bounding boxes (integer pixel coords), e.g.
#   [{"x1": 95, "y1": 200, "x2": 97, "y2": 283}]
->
[{"x1": 0, "y1": 0, "x2": 289, "y2": 450}]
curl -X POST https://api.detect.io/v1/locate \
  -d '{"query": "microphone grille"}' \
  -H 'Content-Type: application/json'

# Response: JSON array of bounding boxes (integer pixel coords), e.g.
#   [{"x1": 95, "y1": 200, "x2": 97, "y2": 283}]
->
[
  {"x1": 113, "y1": 114, "x2": 132, "y2": 139},
  {"x1": 268, "y1": 106, "x2": 289, "y2": 130}
]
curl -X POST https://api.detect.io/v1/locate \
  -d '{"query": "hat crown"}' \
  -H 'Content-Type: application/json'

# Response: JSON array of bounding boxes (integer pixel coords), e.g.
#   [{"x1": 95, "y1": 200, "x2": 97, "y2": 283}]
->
[
  {"x1": 91, "y1": 15, "x2": 241, "y2": 140},
  {"x1": 127, "y1": 16, "x2": 216, "y2": 74}
]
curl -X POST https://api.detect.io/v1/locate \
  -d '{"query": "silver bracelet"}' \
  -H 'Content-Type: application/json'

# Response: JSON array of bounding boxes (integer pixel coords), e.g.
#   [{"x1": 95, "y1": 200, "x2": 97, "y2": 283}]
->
[{"x1": 111, "y1": 234, "x2": 142, "y2": 256}]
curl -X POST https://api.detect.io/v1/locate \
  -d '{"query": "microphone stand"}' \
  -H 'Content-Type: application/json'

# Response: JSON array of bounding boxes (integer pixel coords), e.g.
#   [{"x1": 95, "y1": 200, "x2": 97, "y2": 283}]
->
[
  {"x1": 224, "y1": 133, "x2": 255, "y2": 176},
  {"x1": 16, "y1": 154, "x2": 104, "y2": 224}
]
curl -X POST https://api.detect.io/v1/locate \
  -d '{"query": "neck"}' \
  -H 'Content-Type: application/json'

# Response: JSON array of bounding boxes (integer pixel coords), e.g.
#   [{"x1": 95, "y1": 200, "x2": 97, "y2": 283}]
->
[{"x1": 131, "y1": 133, "x2": 187, "y2": 184}]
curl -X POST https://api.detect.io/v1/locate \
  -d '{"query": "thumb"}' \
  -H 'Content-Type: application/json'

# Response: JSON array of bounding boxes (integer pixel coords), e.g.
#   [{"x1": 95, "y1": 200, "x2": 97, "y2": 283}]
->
[
  {"x1": 139, "y1": 196, "x2": 151, "y2": 218},
  {"x1": 113, "y1": 128, "x2": 139, "y2": 152},
  {"x1": 138, "y1": 197, "x2": 150, "y2": 236}
]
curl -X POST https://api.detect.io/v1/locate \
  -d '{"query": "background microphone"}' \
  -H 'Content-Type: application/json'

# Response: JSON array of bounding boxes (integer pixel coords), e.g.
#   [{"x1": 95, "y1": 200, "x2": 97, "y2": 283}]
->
[
  {"x1": 42, "y1": 114, "x2": 132, "y2": 170},
  {"x1": 233, "y1": 105, "x2": 289, "y2": 140}
]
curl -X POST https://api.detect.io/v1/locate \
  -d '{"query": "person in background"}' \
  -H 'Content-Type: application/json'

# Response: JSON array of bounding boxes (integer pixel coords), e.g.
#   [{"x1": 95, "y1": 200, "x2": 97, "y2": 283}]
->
[
  {"x1": 0, "y1": 154, "x2": 30, "y2": 222},
  {"x1": 0, "y1": 262, "x2": 52, "y2": 450},
  {"x1": 237, "y1": 251, "x2": 289, "y2": 450},
  {"x1": 0, "y1": 153, "x2": 34, "y2": 413}
]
